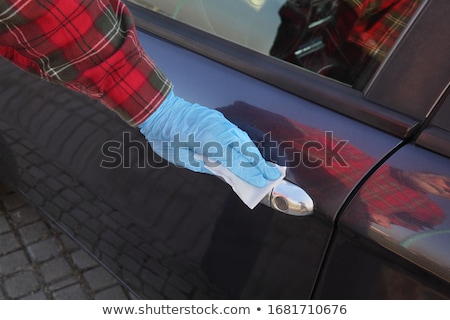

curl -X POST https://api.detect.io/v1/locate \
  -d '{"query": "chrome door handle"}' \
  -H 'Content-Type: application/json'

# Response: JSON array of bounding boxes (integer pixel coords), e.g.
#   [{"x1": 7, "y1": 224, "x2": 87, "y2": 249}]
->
[{"x1": 260, "y1": 180, "x2": 314, "y2": 216}]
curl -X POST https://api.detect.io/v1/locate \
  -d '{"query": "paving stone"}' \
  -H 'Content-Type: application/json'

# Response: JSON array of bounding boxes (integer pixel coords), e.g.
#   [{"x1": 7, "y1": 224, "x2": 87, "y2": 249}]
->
[
  {"x1": 71, "y1": 249, "x2": 98, "y2": 270},
  {"x1": 141, "y1": 268, "x2": 165, "y2": 291},
  {"x1": 83, "y1": 266, "x2": 118, "y2": 291},
  {"x1": 27, "y1": 238, "x2": 60, "y2": 262},
  {"x1": 0, "y1": 187, "x2": 132, "y2": 300},
  {"x1": 0, "y1": 232, "x2": 21, "y2": 255},
  {"x1": 94, "y1": 286, "x2": 128, "y2": 300},
  {"x1": 18, "y1": 221, "x2": 50, "y2": 245},
  {"x1": 0, "y1": 250, "x2": 29, "y2": 276},
  {"x1": 0, "y1": 216, "x2": 10, "y2": 234},
  {"x1": 20, "y1": 291, "x2": 47, "y2": 300},
  {"x1": 43, "y1": 177, "x2": 64, "y2": 192},
  {"x1": 9, "y1": 206, "x2": 40, "y2": 227},
  {"x1": 59, "y1": 234, "x2": 80, "y2": 252},
  {"x1": 121, "y1": 270, "x2": 141, "y2": 291},
  {"x1": 143, "y1": 257, "x2": 169, "y2": 278},
  {"x1": 39, "y1": 257, "x2": 72, "y2": 283},
  {"x1": 52, "y1": 284, "x2": 89, "y2": 300},
  {"x1": 25, "y1": 189, "x2": 44, "y2": 207},
  {"x1": 118, "y1": 254, "x2": 141, "y2": 274},
  {"x1": 3, "y1": 271, "x2": 40, "y2": 299},
  {"x1": 98, "y1": 240, "x2": 118, "y2": 260},
  {"x1": 48, "y1": 276, "x2": 79, "y2": 292},
  {"x1": 28, "y1": 167, "x2": 47, "y2": 181}
]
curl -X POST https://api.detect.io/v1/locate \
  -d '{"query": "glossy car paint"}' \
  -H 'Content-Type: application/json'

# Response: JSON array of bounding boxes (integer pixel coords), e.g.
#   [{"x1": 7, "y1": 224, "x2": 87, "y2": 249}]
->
[
  {"x1": 0, "y1": 26, "x2": 401, "y2": 298},
  {"x1": 316, "y1": 144, "x2": 450, "y2": 299}
]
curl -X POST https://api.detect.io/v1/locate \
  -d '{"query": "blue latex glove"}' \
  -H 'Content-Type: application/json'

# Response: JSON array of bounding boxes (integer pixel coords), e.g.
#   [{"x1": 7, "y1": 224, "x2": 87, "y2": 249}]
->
[{"x1": 139, "y1": 90, "x2": 281, "y2": 187}]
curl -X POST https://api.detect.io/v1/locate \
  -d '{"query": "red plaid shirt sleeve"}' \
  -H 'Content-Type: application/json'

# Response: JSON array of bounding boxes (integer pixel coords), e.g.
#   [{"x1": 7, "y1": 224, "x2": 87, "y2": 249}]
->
[{"x1": 0, "y1": 0, "x2": 172, "y2": 126}]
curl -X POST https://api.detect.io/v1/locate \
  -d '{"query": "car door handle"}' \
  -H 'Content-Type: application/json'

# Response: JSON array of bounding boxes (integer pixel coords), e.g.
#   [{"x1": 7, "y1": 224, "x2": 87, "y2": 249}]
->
[{"x1": 260, "y1": 180, "x2": 314, "y2": 216}]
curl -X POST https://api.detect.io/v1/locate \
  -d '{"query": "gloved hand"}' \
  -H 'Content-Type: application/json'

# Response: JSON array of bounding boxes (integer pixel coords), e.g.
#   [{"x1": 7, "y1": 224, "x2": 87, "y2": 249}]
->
[{"x1": 138, "y1": 90, "x2": 281, "y2": 187}]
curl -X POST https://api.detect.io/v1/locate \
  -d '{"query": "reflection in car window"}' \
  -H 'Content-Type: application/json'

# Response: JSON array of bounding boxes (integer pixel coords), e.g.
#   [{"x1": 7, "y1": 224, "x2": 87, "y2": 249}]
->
[{"x1": 129, "y1": 0, "x2": 422, "y2": 88}]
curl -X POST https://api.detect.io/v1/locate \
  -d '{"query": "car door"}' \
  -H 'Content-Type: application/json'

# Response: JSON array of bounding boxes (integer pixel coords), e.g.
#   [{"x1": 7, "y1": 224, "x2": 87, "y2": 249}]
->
[
  {"x1": 0, "y1": 0, "x2": 448, "y2": 299},
  {"x1": 315, "y1": 91, "x2": 450, "y2": 299}
]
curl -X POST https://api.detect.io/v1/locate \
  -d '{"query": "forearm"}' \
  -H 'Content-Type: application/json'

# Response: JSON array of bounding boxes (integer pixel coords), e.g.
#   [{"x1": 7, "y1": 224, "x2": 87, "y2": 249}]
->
[{"x1": 0, "y1": 0, "x2": 172, "y2": 126}]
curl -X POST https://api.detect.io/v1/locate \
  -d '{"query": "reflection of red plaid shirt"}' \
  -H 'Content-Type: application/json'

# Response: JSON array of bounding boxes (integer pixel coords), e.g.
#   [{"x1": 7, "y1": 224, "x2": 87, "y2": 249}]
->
[
  {"x1": 222, "y1": 102, "x2": 444, "y2": 231},
  {"x1": 338, "y1": 0, "x2": 422, "y2": 62},
  {"x1": 272, "y1": 0, "x2": 422, "y2": 84},
  {"x1": 353, "y1": 165, "x2": 444, "y2": 231},
  {"x1": 0, "y1": 0, "x2": 172, "y2": 126}
]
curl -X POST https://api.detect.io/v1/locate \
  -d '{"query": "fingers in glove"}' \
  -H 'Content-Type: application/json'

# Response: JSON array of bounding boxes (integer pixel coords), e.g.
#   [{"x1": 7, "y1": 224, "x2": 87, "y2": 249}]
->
[{"x1": 150, "y1": 140, "x2": 212, "y2": 174}]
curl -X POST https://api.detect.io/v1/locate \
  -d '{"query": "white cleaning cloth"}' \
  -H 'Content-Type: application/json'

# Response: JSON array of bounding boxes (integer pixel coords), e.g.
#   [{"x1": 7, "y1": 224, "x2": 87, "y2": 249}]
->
[{"x1": 194, "y1": 154, "x2": 286, "y2": 209}]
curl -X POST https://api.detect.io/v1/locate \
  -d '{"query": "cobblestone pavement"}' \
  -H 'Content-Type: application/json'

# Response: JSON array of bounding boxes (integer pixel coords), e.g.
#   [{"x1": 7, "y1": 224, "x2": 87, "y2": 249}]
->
[{"x1": 0, "y1": 182, "x2": 134, "y2": 300}]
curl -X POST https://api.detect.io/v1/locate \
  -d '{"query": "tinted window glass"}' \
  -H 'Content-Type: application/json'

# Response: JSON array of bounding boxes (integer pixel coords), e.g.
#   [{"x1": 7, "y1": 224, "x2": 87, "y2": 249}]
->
[{"x1": 129, "y1": 0, "x2": 422, "y2": 88}]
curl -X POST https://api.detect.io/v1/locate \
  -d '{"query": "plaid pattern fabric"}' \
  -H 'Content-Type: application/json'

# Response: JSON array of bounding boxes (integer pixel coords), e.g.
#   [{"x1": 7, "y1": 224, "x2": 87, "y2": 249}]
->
[
  {"x1": 342, "y1": 0, "x2": 422, "y2": 61},
  {"x1": 0, "y1": 0, "x2": 172, "y2": 126},
  {"x1": 271, "y1": 0, "x2": 421, "y2": 85},
  {"x1": 348, "y1": 165, "x2": 444, "y2": 231}
]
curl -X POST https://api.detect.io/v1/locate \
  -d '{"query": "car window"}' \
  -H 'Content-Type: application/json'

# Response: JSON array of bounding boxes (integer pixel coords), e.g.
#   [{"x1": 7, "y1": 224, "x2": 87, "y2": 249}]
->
[{"x1": 128, "y1": 0, "x2": 423, "y2": 88}]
